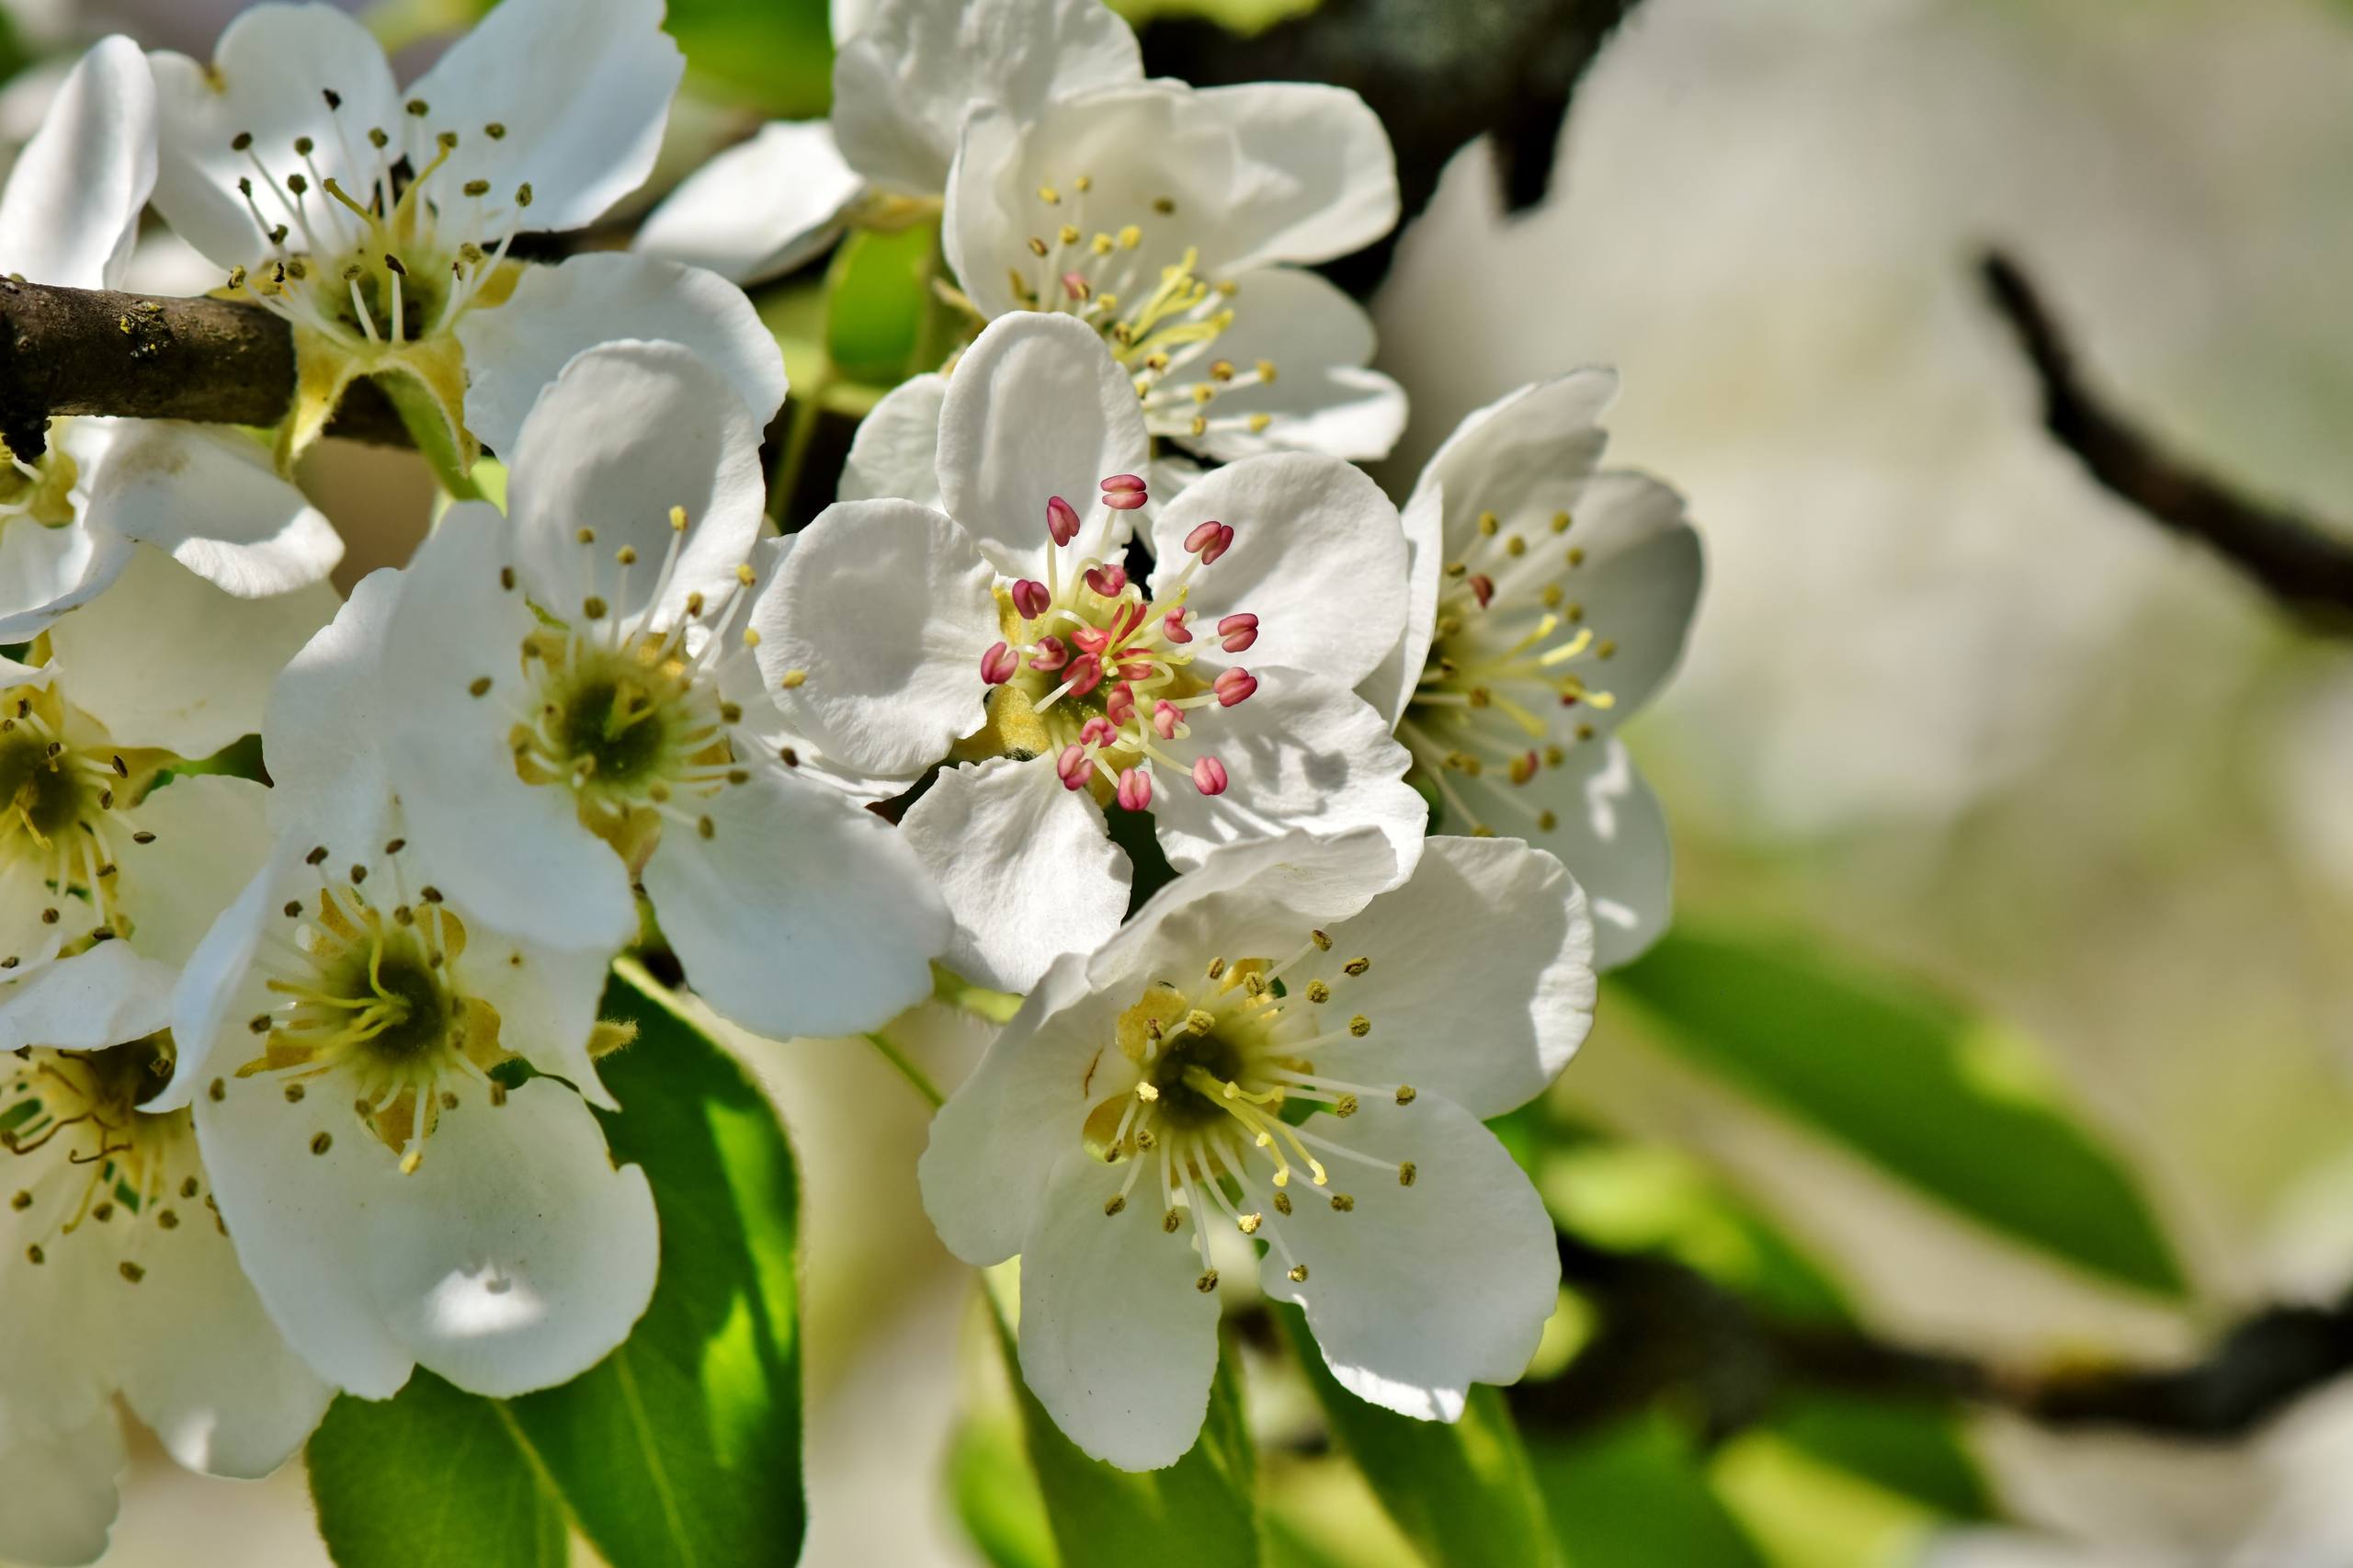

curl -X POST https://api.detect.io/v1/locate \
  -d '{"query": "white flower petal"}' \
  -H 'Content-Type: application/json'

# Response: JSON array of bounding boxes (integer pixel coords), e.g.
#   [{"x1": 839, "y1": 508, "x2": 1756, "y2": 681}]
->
[
  {"x1": 833, "y1": 0, "x2": 1141, "y2": 196},
  {"x1": 0, "y1": 36, "x2": 153, "y2": 290},
  {"x1": 496, "y1": 335, "x2": 772, "y2": 624},
  {"x1": 109, "y1": 774, "x2": 274, "y2": 971},
  {"x1": 381, "y1": 515, "x2": 641, "y2": 954},
  {"x1": 262, "y1": 563, "x2": 403, "y2": 850},
  {"x1": 147, "y1": 4, "x2": 402, "y2": 268},
  {"x1": 1017, "y1": 1146, "x2": 1221, "y2": 1471},
  {"x1": 460, "y1": 255, "x2": 787, "y2": 466},
  {"x1": 106, "y1": 1186, "x2": 335, "y2": 1478},
  {"x1": 919, "y1": 945, "x2": 1116, "y2": 1266},
  {"x1": 936, "y1": 312, "x2": 1150, "y2": 580},
  {"x1": 0, "y1": 506, "x2": 131, "y2": 643},
  {"x1": 1263, "y1": 1095, "x2": 1558, "y2": 1422},
  {"x1": 0, "y1": 940, "x2": 177, "y2": 1052},
  {"x1": 1308, "y1": 836, "x2": 1594, "y2": 1117},
  {"x1": 1148, "y1": 666, "x2": 1427, "y2": 880},
  {"x1": 157, "y1": 849, "x2": 281, "y2": 1112},
  {"x1": 754, "y1": 499, "x2": 996, "y2": 776},
  {"x1": 196, "y1": 1074, "x2": 658, "y2": 1399},
  {"x1": 634, "y1": 120, "x2": 860, "y2": 286},
  {"x1": 455, "y1": 919, "x2": 620, "y2": 1110},
  {"x1": 0, "y1": 1407, "x2": 124, "y2": 1568},
  {"x1": 75, "y1": 421, "x2": 343, "y2": 598},
  {"x1": 1421, "y1": 371, "x2": 1618, "y2": 565},
  {"x1": 1444, "y1": 738, "x2": 1673, "y2": 971},
  {"x1": 1148, "y1": 452, "x2": 1408, "y2": 691},
  {"x1": 839, "y1": 371, "x2": 948, "y2": 508},
  {"x1": 1173, "y1": 267, "x2": 1405, "y2": 462},
  {"x1": 404, "y1": 0, "x2": 681, "y2": 234},
  {"x1": 1193, "y1": 82, "x2": 1398, "y2": 273},
  {"x1": 642, "y1": 763, "x2": 947, "y2": 1040},
  {"x1": 1357, "y1": 477, "x2": 1443, "y2": 732},
  {"x1": 44, "y1": 546, "x2": 338, "y2": 758},
  {"x1": 899, "y1": 756, "x2": 1131, "y2": 994},
  {"x1": 1540, "y1": 471, "x2": 1703, "y2": 723}
]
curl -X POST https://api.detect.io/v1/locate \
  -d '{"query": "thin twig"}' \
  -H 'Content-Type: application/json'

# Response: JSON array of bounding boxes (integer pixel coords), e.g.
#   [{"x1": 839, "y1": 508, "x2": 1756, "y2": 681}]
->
[
  {"x1": 1981, "y1": 251, "x2": 2353, "y2": 631},
  {"x1": 1510, "y1": 1233, "x2": 2353, "y2": 1444}
]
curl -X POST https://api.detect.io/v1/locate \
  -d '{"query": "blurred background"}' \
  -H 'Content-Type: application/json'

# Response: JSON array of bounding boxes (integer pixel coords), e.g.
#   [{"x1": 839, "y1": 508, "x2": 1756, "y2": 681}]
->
[{"x1": 10, "y1": 0, "x2": 2353, "y2": 1562}]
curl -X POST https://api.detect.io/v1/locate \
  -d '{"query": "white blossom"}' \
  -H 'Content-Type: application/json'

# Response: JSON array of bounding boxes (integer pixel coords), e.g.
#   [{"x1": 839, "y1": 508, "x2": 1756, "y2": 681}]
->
[
  {"x1": 759, "y1": 312, "x2": 1424, "y2": 992},
  {"x1": 1365, "y1": 372, "x2": 1703, "y2": 968},
  {"x1": 312, "y1": 341, "x2": 950, "y2": 1040},
  {"x1": 0, "y1": 769, "x2": 332, "y2": 1568},
  {"x1": 919, "y1": 827, "x2": 1593, "y2": 1470},
  {"x1": 0, "y1": 36, "x2": 342, "y2": 644},
  {"x1": 145, "y1": 0, "x2": 785, "y2": 468},
  {"x1": 636, "y1": 0, "x2": 1139, "y2": 284}
]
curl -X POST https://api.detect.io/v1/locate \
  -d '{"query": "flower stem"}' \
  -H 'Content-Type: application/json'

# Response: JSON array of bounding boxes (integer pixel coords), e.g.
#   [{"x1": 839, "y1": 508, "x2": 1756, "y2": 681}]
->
[{"x1": 864, "y1": 1031, "x2": 943, "y2": 1109}]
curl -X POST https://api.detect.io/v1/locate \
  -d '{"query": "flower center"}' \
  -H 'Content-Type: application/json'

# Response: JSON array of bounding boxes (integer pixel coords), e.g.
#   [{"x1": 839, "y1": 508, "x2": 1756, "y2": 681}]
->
[
  {"x1": 1401, "y1": 507, "x2": 1618, "y2": 837},
  {"x1": 969, "y1": 478, "x2": 1255, "y2": 809},
  {"x1": 241, "y1": 846, "x2": 506, "y2": 1172},
  {"x1": 490, "y1": 517, "x2": 757, "y2": 858},
  {"x1": 3, "y1": 1037, "x2": 202, "y2": 1282},
  {"x1": 1076, "y1": 937, "x2": 1418, "y2": 1293},
  {"x1": 1006, "y1": 179, "x2": 1277, "y2": 443},
  {"x1": 0, "y1": 687, "x2": 137, "y2": 951},
  {"x1": 222, "y1": 95, "x2": 529, "y2": 353}
]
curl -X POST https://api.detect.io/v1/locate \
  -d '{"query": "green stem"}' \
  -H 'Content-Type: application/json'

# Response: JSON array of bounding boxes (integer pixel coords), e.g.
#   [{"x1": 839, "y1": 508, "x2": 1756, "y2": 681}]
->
[{"x1": 864, "y1": 1031, "x2": 944, "y2": 1108}]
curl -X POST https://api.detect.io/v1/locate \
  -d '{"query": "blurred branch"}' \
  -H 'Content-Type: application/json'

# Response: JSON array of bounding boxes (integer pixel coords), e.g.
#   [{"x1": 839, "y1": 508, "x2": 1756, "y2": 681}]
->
[
  {"x1": 1139, "y1": 0, "x2": 1648, "y2": 293},
  {"x1": 0, "y1": 277, "x2": 405, "y2": 458},
  {"x1": 1981, "y1": 251, "x2": 2353, "y2": 633},
  {"x1": 1513, "y1": 1233, "x2": 2353, "y2": 1444}
]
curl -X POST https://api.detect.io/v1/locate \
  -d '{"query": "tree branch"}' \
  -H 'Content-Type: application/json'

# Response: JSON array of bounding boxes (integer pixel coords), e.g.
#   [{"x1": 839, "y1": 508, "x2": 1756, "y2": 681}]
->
[
  {"x1": 1981, "y1": 251, "x2": 2353, "y2": 632},
  {"x1": 0, "y1": 277, "x2": 404, "y2": 459},
  {"x1": 1509, "y1": 1233, "x2": 2353, "y2": 1444}
]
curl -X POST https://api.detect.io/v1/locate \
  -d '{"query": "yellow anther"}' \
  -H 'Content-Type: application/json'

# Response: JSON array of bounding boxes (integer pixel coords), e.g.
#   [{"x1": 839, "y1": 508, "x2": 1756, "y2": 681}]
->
[
  {"x1": 1399, "y1": 1162, "x2": 1417, "y2": 1187},
  {"x1": 1289, "y1": 1264, "x2": 1308, "y2": 1282},
  {"x1": 1206, "y1": 956, "x2": 1227, "y2": 980},
  {"x1": 1348, "y1": 1015, "x2": 1370, "y2": 1038},
  {"x1": 669, "y1": 505, "x2": 688, "y2": 531},
  {"x1": 1305, "y1": 981, "x2": 1330, "y2": 1004},
  {"x1": 1478, "y1": 511, "x2": 1499, "y2": 536},
  {"x1": 1163, "y1": 1210, "x2": 1181, "y2": 1233},
  {"x1": 1329, "y1": 1193, "x2": 1353, "y2": 1212},
  {"x1": 1103, "y1": 1194, "x2": 1126, "y2": 1216},
  {"x1": 1343, "y1": 957, "x2": 1370, "y2": 977},
  {"x1": 1237, "y1": 1212, "x2": 1262, "y2": 1234},
  {"x1": 779, "y1": 669, "x2": 807, "y2": 689},
  {"x1": 1395, "y1": 1085, "x2": 1417, "y2": 1105},
  {"x1": 1195, "y1": 1270, "x2": 1218, "y2": 1292}
]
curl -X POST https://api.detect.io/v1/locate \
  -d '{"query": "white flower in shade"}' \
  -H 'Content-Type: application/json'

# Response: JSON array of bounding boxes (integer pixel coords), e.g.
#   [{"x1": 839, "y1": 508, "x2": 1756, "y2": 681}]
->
[
  {"x1": 919, "y1": 827, "x2": 1594, "y2": 1471},
  {"x1": 941, "y1": 68, "x2": 1404, "y2": 462},
  {"x1": 0, "y1": 772, "x2": 334, "y2": 1568},
  {"x1": 317, "y1": 341, "x2": 949, "y2": 1040},
  {"x1": 0, "y1": 35, "x2": 343, "y2": 643},
  {"x1": 145, "y1": 0, "x2": 785, "y2": 470},
  {"x1": 1364, "y1": 372, "x2": 1703, "y2": 969},
  {"x1": 758, "y1": 312, "x2": 1424, "y2": 994},
  {"x1": 635, "y1": 0, "x2": 1139, "y2": 284},
  {"x1": 1, "y1": 580, "x2": 331, "y2": 980},
  {"x1": 156, "y1": 805, "x2": 657, "y2": 1398}
]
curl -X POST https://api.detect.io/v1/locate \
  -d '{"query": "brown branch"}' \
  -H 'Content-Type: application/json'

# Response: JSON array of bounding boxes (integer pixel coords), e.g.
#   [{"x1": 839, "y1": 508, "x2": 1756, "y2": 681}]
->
[
  {"x1": 1509, "y1": 1233, "x2": 2353, "y2": 1444},
  {"x1": 0, "y1": 277, "x2": 405, "y2": 459},
  {"x1": 1981, "y1": 251, "x2": 2353, "y2": 632}
]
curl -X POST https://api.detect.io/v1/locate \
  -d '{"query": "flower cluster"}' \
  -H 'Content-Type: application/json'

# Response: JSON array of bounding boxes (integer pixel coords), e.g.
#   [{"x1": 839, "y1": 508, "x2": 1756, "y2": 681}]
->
[{"x1": 0, "y1": 0, "x2": 1699, "y2": 1551}]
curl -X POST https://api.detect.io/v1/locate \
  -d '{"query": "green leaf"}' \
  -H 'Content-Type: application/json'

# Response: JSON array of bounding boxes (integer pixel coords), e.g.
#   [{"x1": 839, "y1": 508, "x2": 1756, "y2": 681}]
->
[
  {"x1": 824, "y1": 224, "x2": 941, "y2": 387},
  {"x1": 1608, "y1": 930, "x2": 2188, "y2": 1299},
  {"x1": 949, "y1": 1413, "x2": 1059, "y2": 1568},
  {"x1": 1528, "y1": 1415, "x2": 1766, "y2": 1568},
  {"x1": 308, "y1": 1372, "x2": 569, "y2": 1568},
  {"x1": 666, "y1": 0, "x2": 833, "y2": 117},
  {"x1": 500, "y1": 967, "x2": 806, "y2": 1567},
  {"x1": 995, "y1": 1306, "x2": 1259, "y2": 1568},
  {"x1": 1767, "y1": 1394, "x2": 1993, "y2": 1521},
  {"x1": 1278, "y1": 1303, "x2": 1555, "y2": 1568}
]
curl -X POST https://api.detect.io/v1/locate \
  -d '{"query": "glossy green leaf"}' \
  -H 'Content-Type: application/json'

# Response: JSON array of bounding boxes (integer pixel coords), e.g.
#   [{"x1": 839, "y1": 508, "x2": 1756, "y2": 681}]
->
[
  {"x1": 995, "y1": 1308, "x2": 1259, "y2": 1568},
  {"x1": 500, "y1": 967, "x2": 806, "y2": 1568},
  {"x1": 667, "y1": 0, "x2": 833, "y2": 117},
  {"x1": 1529, "y1": 1415, "x2": 1765, "y2": 1568},
  {"x1": 1767, "y1": 1395, "x2": 1994, "y2": 1521},
  {"x1": 1279, "y1": 1303, "x2": 1555, "y2": 1568},
  {"x1": 1608, "y1": 930, "x2": 2188, "y2": 1299},
  {"x1": 825, "y1": 224, "x2": 941, "y2": 387},
  {"x1": 949, "y1": 1414, "x2": 1059, "y2": 1568},
  {"x1": 309, "y1": 1372, "x2": 569, "y2": 1568}
]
